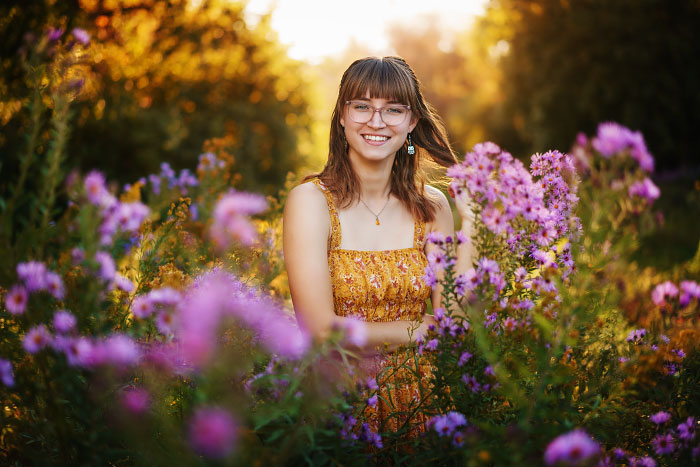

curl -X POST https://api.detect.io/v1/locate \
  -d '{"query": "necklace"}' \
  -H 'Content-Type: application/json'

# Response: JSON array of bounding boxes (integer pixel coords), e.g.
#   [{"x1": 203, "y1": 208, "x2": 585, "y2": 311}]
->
[{"x1": 359, "y1": 195, "x2": 391, "y2": 226}]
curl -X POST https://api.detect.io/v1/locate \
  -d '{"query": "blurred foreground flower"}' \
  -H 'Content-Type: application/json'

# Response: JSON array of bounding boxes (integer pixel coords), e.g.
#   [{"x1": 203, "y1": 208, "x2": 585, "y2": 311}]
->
[
  {"x1": 188, "y1": 406, "x2": 238, "y2": 459},
  {"x1": 544, "y1": 429, "x2": 600, "y2": 466},
  {"x1": 210, "y1": 191, "x2": 267, "y2": 248}
]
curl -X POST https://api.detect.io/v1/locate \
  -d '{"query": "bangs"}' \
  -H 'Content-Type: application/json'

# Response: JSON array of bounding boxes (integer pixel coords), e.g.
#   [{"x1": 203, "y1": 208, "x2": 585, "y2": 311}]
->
[{"x1": 341, "y1": 57, "x2": 416, "y2": 106}]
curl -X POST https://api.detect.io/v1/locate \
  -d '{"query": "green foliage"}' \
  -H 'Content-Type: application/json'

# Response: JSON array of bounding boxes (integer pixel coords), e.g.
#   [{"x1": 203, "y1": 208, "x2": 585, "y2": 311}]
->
[
  {"x1": 0, "y1": 0, "x2": 313, "y2": 193},
  {"x1": 479, "y1": 0, "x2": 700, "y2": 169}
]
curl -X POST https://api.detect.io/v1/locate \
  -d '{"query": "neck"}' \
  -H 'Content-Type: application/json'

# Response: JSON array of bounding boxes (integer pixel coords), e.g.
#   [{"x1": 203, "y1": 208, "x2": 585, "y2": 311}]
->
[{"x1": 348, "y1": 152, "x2": 394, "y2": 202}]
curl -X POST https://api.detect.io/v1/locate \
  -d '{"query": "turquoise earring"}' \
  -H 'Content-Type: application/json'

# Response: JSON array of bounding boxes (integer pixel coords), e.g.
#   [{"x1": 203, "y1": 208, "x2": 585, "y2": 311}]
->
[{"x1": 407, "y1": 133, "x2": 415, "y2": 155}]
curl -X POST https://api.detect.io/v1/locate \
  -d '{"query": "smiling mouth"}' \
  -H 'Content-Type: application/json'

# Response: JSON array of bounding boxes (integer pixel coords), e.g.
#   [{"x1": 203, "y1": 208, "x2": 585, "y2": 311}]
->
[{"x1": 363, "y1": 135, "x2": 389, "y2": 142}]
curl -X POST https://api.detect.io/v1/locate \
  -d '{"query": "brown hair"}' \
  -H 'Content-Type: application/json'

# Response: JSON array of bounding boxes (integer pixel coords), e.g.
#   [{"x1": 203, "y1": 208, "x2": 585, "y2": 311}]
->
[{"x1": 305, "y1": 56, "x2": 457, "y2": 222}]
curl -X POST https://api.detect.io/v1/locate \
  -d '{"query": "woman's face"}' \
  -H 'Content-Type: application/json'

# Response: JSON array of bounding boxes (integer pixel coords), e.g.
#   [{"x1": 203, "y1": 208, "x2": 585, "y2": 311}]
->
[{"x1": 340, "y1": 91, "x2": 417, "y2": 165}]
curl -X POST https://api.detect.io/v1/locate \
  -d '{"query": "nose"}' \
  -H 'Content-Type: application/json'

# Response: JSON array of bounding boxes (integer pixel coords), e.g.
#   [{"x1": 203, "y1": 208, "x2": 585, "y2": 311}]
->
[{"x1": 367, "y1": 108, "x2": 386, "y2": 128}]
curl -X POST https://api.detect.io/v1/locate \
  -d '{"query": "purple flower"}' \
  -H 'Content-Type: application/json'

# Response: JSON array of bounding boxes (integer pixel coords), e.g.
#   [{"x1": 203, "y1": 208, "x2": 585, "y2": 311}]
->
[
  {"x1": 544, "y1": 429, "x2": 600, "y2": 466},
  {"x1": 155, "y1": 310, "x2": 176, "y2": 335},
  {"x1": 53, "y1": 310, "x2": 77, "y2": 333},
  {"x1": 426, "y1": 230, "x2": 445, "y2": 245},
  {"x1": 458, "y1": 351, "x2": 472, "y2": 366},
  {"x1": 47, "y1": 27, "x2": 64, "y2": 41},
  {"x1": 17, "y1": 261, "x2": 47, "y2": 292},
  {"x1": 430, "y1": 411, "x2": 467, "y2": 437},
  {"x1": 367, "y1": 395, "x2": 378, "y2": 408},
  {"x1": 71, "y1": 247, "x2": 85, "y2": 264},
  {"x1": 652, "y1": 281, "x2": 679, "y2": 306},
  {"x1": 54, "y1": 336, "x2": 93, "y2": 366},
  {"x1": 0, "y1": 358, "x2": 15, "y2": 387},
  {"x1": 4, "y1": 284, "x2": 28, "y2": 315},
  {"x1": 635, "y1": 457, "x2": 657, "y2": 467},
  {"x1": 211, "y1": 191, "x2": 268, "y2": 248},
  {"x1": 94, "y1": 251, "x2": 116, "y2": 282},
  {"x1": 121, "y1": 387, "x2": 150, "y2": 415},
  {"x1": 591, "y1": 122, "x2": 654, "y2": 172},
  {"x1": 427, "y1": 250, "x2": 449, "y2": 273},
  {"x1": 132, "y1": 296, "x2": 154, "y2": 319},
  {"x1": 85, "y1": 171, "x2": 109, "y2": 205},
  {"x1": 366, "y1": 377, "x2": 378, "y2": 391},
  {"x1": 342, "y1": 317, "x2": 367, "y2": 347},
  {"x1": 45, "y1": 271, "x2": 65, "y2": 299},
  {"x1": 426, "y1": 338, "x2": 439, "y2": 351},
  {"x1": 23, "y1": 325, "x2": 52, "y2": 354},
  {"x1": 677, "y1": 417, "x2": 696, "y2": 441},
  {"x1": 626, "y1": 328, "x2": 646, "y2": 344},
  {"x1": 650, "y1": 411, "x2": 671, "y2": 425},
  {"x1": 652, "y1": 433, "x2": 675, "y2": 455},
  {"x1": 71, "y1": 27, "x2": 90, "y2": 45},
  {"x1": 679, "y1": 280, "x2": 700, "y2": 307},
  {"x1": 89, "y1": 334, "x2": 140, "y2": 367},
  {"x1": 188, "y1": 407, "x2": 238, "y2": 459},
  {"x1": 114, "y1": 275, "x2": 135, "y2": 293},
  {"x1": 462, "y1": 374, "x2": 481, "y2": 393},
  {"x1": 628, "y1": 178, "x2": 660, "y2": 202}
]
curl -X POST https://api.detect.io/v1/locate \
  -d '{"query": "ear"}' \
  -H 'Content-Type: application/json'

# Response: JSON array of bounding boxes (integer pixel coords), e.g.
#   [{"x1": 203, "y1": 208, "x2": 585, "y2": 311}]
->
[{"x1": 340, "y1": 116, "x2": 345, "y2": 128}]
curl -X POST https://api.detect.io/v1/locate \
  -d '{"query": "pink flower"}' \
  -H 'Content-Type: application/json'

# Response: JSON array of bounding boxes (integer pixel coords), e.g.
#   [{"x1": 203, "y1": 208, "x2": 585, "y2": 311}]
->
[
  {"x1": 121, "y1": 387, "x2": 150, "y2": 415},
  {"x1": 0, "y1": 358, "x2": 15, "y2": 387},
  {"x1": 628, "y1": 178, "x2": 660, "y2": 202},
  {"x1": 4, "y1": 284, "x2": 28, "y2": 315},
  {"x1": 71, "y1": 27, "x2": 90, "y2": 45},
  {"x1": 188, "y1": 407, "x2": 238, "y2": 459},
  {"x1": 343, "y1": 317, "x2": 367, "y2": 347},
  {"x1": 544, "y1": 429, "x2": 600, "y2": 466},
  {"x1": 23, "y1": 325, "x2": 52, "y2": 354},
  {"x1": 53, "y1": 310, "x2": 77, "y2": 333},
  {"x1": 651, "y1": 281, "x2": 679, "y2": 306}
]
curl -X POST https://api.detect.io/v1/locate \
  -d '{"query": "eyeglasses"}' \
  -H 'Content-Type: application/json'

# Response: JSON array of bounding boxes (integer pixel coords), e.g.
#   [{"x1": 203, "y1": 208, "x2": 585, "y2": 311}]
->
[{"x1": 345, "y1": 100, "x2": 411, "y2": 126}]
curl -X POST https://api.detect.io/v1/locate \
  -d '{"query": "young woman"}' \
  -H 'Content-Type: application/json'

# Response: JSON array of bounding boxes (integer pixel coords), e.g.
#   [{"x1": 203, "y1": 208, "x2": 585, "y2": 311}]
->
[{"x1": 283, "y1": 56, "x2": 474, "y2": 433}]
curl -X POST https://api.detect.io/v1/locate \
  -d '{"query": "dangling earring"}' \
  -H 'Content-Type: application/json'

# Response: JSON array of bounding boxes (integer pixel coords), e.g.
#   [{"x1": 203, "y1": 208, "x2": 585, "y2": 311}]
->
[{"x1": 407, "y1": 133, "x2": 415, "y2": 155}]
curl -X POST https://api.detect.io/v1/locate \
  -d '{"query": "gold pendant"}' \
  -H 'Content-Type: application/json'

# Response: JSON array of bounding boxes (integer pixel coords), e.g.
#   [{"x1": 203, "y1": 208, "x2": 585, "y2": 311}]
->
[{"x1": 376, "y1": 217, "x2": 380, "y2": 226}]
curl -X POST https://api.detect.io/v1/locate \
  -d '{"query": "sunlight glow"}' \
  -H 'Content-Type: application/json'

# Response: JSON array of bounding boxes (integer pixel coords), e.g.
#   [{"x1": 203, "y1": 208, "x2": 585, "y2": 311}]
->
[{"x1": 245, "y1": 0, "x2": 488, "y2": 62}]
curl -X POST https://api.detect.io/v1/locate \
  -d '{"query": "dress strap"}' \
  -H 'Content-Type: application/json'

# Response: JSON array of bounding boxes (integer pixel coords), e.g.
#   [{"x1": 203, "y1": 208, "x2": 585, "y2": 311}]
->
[
  {"x1": 311, "y1": 178, "x2": 342, "y2": 250},
  {"x1": 413, "y1": 219, "x2": 426, "y2": 250}
]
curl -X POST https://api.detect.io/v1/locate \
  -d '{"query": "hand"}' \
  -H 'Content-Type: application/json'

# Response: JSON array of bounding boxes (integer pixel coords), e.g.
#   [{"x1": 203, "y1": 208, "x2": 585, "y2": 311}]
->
[
  {"x1": 414, "y1": 315, "x2": 437, "y2": 340},
  {"x1": 448, "y1": 181, "x2": 475, "y2": 227}
]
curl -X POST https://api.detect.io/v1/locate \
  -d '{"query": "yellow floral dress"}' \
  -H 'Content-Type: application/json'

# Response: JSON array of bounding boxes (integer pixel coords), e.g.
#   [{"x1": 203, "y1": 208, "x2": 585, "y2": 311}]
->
[{"x1": 311, "y1": 178, "x2": 434, "y2": 437}]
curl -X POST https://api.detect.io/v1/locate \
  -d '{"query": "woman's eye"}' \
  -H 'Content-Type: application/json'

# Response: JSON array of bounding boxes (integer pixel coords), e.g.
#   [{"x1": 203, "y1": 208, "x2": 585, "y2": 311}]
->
[
  {"x1": 353, "y1": 104, "x2": 370, "y2": 111},
  {"x1": 386, "y1": 107, "x2": 405, "y2": 114}
]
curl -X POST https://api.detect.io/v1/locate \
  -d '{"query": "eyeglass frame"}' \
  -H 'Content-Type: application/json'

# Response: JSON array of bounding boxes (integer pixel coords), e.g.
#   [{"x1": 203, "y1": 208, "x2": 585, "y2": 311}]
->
[{"x1": 344, "y1": 100, "x2": 412, "y2": 126}]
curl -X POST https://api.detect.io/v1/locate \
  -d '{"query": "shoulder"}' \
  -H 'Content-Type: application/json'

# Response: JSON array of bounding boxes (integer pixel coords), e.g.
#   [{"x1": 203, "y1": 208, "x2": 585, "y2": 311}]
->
[
  {"x1": 424, "y1": 184, "x2": 453, "y2": 230},
  {"x1": 284, "y1": 181, "x2": 331, "y2": 227},
  {"x1": 424, "y1": 184, "x2": 451, "y2": 211}
]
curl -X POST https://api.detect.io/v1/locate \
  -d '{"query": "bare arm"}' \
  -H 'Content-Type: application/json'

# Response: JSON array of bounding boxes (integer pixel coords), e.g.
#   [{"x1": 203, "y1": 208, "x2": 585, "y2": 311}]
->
[
  {"x1": 425, "y1": 186, "x2": 476, "y2": 310},
  {"x1": 283, "y1": 183, "x2": 432, "y2": 351}
]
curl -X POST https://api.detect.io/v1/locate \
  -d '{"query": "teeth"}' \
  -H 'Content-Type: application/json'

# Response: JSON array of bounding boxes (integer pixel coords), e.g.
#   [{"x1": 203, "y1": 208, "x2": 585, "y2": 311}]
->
[{"x1": 364, "y1": 135, "x2": 388, "y2": 142}]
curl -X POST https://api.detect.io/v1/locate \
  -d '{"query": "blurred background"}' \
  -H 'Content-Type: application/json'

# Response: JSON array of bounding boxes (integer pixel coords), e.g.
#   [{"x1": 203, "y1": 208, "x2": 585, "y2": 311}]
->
[{"x1": 1, "y1": 0, "x2": 699, "y2": 263}]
